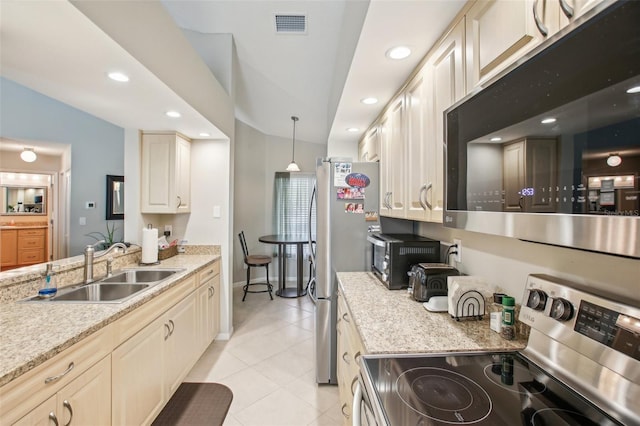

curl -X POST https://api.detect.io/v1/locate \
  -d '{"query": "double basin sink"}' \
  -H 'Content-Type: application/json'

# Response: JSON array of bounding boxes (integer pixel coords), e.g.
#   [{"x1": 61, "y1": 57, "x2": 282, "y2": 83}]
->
[{"x1": 23, "y1": 268, "x2": 185, "y2": 303}]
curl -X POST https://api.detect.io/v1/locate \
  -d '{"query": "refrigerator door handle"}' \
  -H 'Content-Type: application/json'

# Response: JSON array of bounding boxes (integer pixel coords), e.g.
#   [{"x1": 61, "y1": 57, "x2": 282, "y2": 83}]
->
[{"x1": 309, "y1": 183, "x2": 317, "y2": 264}]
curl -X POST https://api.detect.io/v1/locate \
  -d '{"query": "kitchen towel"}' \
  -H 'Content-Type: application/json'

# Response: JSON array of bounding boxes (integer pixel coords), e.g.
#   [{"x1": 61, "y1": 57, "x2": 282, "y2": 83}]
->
[{"x1": 141, "y1": 227, "x2": 159, "y2": 264}]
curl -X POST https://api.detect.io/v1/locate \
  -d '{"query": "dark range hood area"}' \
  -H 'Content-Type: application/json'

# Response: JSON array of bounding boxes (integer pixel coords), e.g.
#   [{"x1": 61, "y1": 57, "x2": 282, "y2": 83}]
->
[{"x1": 444, "y1": 1, "x2": 640, "y2": 259}]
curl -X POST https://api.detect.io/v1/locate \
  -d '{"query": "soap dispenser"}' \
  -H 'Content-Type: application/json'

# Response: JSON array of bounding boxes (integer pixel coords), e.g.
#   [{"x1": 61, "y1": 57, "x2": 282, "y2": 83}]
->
[{"x1": 38, "y1": 263, "x2": 57, "y2": 298}]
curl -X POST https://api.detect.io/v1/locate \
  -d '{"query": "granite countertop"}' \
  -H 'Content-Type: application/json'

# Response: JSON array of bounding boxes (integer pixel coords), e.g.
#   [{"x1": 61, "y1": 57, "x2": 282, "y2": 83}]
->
[
  {"x1": 337, "y1": 272, "x2": 527, "y2": 354},
  {"x1": 0, "y1": 254, "x2": 219, "y2": 387}
]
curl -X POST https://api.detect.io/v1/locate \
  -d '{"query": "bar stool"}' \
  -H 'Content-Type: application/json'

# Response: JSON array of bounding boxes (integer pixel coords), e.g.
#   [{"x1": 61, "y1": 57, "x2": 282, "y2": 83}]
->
[{"x1": 238, "y1": 231, "x2": 273, "y2": 301}]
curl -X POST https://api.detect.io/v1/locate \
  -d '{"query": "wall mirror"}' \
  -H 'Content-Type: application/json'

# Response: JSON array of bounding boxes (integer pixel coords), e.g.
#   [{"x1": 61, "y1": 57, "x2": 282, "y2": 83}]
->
[
  {"x1": 1, "y1": 186, "x2": 47, "y2": 215},
  {"x1": 106, "y1": 175, "x2": 124, "y2": 220}
]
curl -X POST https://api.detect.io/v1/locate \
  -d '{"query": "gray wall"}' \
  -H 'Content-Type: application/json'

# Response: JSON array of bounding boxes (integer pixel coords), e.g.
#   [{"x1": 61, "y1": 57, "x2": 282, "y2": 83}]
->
[
  {"x1": 0, "y1": 77, "x2": 125, "y2": 256},
  {"x1": 233, "y1": 119, "x2": 326, "y2": 284}
]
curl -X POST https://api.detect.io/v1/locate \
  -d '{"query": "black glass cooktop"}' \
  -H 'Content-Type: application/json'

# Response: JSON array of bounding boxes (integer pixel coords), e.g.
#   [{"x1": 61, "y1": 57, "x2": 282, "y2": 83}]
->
[{"x1": 362, "y1": 352, "x2": 622, "y2": 425}]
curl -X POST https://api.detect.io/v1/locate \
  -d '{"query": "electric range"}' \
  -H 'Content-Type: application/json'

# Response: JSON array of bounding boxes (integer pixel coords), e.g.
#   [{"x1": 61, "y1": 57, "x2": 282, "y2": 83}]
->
[{"x1": 357, "y1": 274, "x2": 640, "y2": 425}]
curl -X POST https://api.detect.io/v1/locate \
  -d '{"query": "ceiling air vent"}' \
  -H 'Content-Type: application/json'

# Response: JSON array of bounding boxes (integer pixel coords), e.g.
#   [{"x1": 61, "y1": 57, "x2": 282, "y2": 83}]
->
[{"x1": 275, "y1": 14, "x2": 307, "y2": 34}]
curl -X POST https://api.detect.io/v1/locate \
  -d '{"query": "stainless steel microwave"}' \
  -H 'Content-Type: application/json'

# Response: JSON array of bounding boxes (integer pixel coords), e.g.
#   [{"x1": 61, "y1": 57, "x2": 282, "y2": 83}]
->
[
  {"x1": 367, "y1": 233, "x2": 440, "y2": 290},
  {"x1": 444, "y1": 1, "x2": 640, "y2": 259}
]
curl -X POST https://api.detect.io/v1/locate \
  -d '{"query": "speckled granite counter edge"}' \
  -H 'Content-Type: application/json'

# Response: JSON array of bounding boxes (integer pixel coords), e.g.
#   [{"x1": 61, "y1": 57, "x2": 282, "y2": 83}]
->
[
  {"x1": 0, "y1": 250, "x2": 220, "y2": 387},
  {"x1": 337, "y1": 272, "x2": 527, "y2": 355}
]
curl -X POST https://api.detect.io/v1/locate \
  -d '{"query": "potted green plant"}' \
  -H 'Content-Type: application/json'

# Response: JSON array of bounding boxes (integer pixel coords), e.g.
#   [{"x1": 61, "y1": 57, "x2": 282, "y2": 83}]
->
[{"x1": 85, "y1": 221, "x2": 120, "y2": 250}]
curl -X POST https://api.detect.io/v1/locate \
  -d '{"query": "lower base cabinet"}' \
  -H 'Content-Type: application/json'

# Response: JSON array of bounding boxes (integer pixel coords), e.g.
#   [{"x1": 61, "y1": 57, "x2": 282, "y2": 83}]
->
[
  {"x1": 112, "y1": 291, "x2": 198, "y2": 425},
  {"x1": 337, "y1": 290, "x2": 366, "y2": 426},
  {"x1": 13, "y1": 356, "x2": 112, "y2": 426},
  {"x1": 1, "y1": 259, "x2": 220, "y2": 426}
]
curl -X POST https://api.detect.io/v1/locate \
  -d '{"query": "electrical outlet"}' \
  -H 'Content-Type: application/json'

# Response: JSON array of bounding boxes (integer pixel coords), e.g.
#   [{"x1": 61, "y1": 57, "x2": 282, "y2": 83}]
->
[
  {"x1": 453, "y1": 239, "x2": 462, "y2": 263},
  {"x1": 164, "y1": 225, "x2": 172, "y2": 236}
]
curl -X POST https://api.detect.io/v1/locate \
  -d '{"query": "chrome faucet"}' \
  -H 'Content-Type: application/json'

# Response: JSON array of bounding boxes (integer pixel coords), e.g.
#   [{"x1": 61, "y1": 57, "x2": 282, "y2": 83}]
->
[{"x1": 84, "y1": 241, "x2": 127, "y2": 284}]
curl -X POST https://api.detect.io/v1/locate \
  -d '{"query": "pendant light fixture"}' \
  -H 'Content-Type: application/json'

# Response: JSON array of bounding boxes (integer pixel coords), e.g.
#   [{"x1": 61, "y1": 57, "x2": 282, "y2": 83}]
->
[
  {"x1": 20, "y1": 148, "x2": 37, "y2": 163},
  {"x1": 286, "y1": 116, "x2": 301, "y2": 172}
]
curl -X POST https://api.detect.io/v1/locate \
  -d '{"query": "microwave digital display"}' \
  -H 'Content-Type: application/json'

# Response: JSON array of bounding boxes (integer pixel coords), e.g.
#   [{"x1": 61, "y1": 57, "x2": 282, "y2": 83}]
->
[{"x1": 445, "y1": 1, "x2": 640, "y2": 258}]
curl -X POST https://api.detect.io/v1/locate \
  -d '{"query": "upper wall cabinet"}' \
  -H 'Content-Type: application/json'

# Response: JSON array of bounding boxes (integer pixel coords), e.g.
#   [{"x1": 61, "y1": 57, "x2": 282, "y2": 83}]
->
[
  {"x1": 141, "y1": 132, "x2": 191, "y2": 214},
  {"x1": 465, "y1": 0, "x2": 604, "y2": 92},
  {"x1": 379, "y1": 96, "x2": 406, "y2": 217},
  {"x1": 358, "y1": 126, "x2": 380, "y2": 162}
]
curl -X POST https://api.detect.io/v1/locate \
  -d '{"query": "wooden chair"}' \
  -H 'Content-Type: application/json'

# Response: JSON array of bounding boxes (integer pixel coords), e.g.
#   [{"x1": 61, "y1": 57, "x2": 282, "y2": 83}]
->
[{"x1": 238, "y1": 231, "x2": 273, "y2": 301}]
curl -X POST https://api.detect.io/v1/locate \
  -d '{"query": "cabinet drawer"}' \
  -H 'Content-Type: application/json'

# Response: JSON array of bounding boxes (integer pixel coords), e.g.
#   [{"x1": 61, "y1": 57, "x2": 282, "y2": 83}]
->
[
  {"x1": 18, "y1": 249, "x2": 45, "y2": 264},
  {"x1": 198, "y1": 261, "x2": 219, "y2": 284},
  {"x1": 18, "y1": 235, "x2": 44, "y2": 250},
  {"x1": 0, "y1": 326, "x2": 113, "y2": 425},
  {"x1": 19, "y1": 228, "x2": 45, "y2": 237}
]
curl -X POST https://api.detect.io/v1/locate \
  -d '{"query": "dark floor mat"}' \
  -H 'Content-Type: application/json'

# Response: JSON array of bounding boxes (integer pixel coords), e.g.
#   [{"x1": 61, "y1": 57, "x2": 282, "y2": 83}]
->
[{"x1": 152, "y1": 382, "x2": 233, "y2": 426}]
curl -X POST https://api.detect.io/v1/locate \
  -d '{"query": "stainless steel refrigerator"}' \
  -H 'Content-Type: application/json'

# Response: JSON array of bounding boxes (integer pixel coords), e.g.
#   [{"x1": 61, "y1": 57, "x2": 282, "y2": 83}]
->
[{"x1": 309, "y1": 158, "x2": 380, "y2": 384}]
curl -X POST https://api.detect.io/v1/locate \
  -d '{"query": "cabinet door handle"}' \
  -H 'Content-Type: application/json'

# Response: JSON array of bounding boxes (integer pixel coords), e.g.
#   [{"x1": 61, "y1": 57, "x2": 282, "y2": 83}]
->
[
  {"x1": 559, "y1": 0, "x2": 574, "y2": 18},
  {"x1": 354, "y1": 351, "x2": 362, "y2": 365},
  {"x1": 341, "y1": 403, "x2": 351, "y2": 419},
  {"x1": 342, "y1": 312, "x2": 350, "y2": 323},
  {"x1": 533, "y1": 0, "x2": 549, "y2": 36},
  {"x1": 164, "y1": 323, "x2": 171, "y2": 340},
  {"x1": 63, "y1": 400, "x2": 73, "y2": 426},
  {"x1": 168, "y1": 319, "x2": 175, "y2": 335},
  {"x1": 351, "y1": 376, "x2": 359, "y2": 396},
  {"x1": 419, "y1": 184, "x2": 428, "y2": 210},
  {"x1": 49, "y1": 412, "x2": 59, "y2": 426},
  {"x1": 177, "y1": 196, "x2": 182, "y2": 208},
  {"x1": 44, "y1": 362, "x2": 75, "y2": 384},
  {"x1": 342, "y1": 351, "x2": 350, "y2": 364},
  {"x1": 425, "y1": 182, "x2": 433, "y2": 210}
]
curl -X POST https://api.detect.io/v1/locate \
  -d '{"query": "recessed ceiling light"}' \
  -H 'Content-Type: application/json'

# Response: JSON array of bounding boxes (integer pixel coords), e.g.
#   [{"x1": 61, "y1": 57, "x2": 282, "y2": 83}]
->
[
  {"x1": 541, "y1": 117, "x2": 557, "y2": 124},
  {"x1": 199, "y1": 132, "x2": 211, "y2": 137},
  {"x1": 20, "y1": 148, "x2": 37, "y2": 163},
  {"x1": 166, "y1": 111, "x2": 181, "y2": 118},
  {"x1": 607, "y1": 154, "x2": 622, "y2": 167},
  {"x1": 346, "y1": 127, "x2": 360, "y2": 133},
  {"x1": 490, "y1": 137, "x2": 502, "y2": 142},
  {"x1": 386, "y1": 46, "x2": 411, "y2": 60},
  {"x1": 626, "y1": 85, "x2": 640, "y2": 94},
  {"x1": 361, "y1": 97, "x2": 378, "y2": 105},
  {"x1": 108, "y1": 72, "x2": 129, "y2": 82}
]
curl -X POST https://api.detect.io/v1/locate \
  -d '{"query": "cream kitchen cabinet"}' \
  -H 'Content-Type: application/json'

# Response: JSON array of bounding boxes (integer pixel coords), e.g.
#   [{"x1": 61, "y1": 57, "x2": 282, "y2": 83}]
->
[
  {"x1": 0, "y1": 327, "x2": 112, "y2": 425},
  {"x1": 358, "y1": 126, "x2": 380, "y2": 162},
  {"x1": 13, "y1": 357, "x2": 111, "y2": 426},
  {"x1": 405, "y1": 19, "x2": 465, "y2": 223},
  {"x1": 197, "y1": 261, "x2": 220, "y2": 352},
  {"x1": 379, "y1": 96, "x2": 406, "y2": 217},
  {"x1": 141, "y1": 132, "x2": 191, "y2": 214},
  {"x1": 111, "y1": 291, "x2": 197, "y2": 425},
  {"x1": 465, "y1": 0, "x2": 605, "y2": 92},
  {"x1": 336, "y1": 289, "x2": 366, "y2": 426}
]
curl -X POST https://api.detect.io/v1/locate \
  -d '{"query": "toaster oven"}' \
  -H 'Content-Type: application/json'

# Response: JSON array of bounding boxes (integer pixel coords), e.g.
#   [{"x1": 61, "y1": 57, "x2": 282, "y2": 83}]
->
[{"x1": 367, "y1": 233, "x2": 440, "y2": 289}]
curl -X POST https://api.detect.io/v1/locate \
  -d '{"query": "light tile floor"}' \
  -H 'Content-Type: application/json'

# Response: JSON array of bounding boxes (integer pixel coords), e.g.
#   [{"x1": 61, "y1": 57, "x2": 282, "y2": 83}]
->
[{"x1": 184, "y1": 285, "x2": 342, "y2": 426}]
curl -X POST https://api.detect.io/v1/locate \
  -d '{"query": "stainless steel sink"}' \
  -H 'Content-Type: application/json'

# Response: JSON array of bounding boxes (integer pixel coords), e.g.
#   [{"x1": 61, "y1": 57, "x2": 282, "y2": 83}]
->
[
  {"x1": 53, "y1": 283, "x2": 150, "y2": 302},
  {"x1": 100, "y1": 269, "x2": 179, "y2": 284},
  {"x1": 20, "y1": 268, "x2": 185, "y2": 303}
]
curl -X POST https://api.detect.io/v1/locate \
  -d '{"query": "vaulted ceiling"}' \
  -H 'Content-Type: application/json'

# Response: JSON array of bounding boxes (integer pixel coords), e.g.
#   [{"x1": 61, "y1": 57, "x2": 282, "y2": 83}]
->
[{"x1": 1, "y1": 0, "x2": 466, "y2": 152}]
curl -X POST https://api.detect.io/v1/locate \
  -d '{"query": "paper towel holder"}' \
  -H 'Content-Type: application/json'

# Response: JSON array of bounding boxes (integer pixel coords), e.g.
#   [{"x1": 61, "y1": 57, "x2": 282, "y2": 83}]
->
[{"x1": 140, "y1": 224, "x2": 161, "y2": 266}]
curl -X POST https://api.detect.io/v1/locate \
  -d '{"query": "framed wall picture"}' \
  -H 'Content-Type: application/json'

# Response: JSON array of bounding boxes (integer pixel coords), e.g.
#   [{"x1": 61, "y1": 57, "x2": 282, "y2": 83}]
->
[{"x1": 106, "y1": 175, "x2": 124, "y2": 220}]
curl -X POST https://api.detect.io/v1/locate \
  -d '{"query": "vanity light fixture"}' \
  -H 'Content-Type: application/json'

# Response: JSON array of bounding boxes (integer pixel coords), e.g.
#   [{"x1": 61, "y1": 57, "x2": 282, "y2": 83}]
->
[
  {"x1": 361, "y1": 97, "x2": 378, "y2": 105},
  {"x1": 386, "y1": 46, "x2": 411, "y2": 60},
  {"x1": 166, "y1": 111, "x2": 181, "y2": 118},
  {"x1": 20, "y1": 148, "x2": 37, "y2": 163},
  {"x1": 626, "y1": 85, "x2": 640, "y2": 94},
  {"x1": 286, "y1": 116, "x2": 301, "y2": 172},
  {"x1": 541, "y1": 117, "x2": 557, "y2": 124},
  {"x1": 347, "y1": 127, "x2": 360, "y2": 133},
  {"x1": 108, "y1": 72, "x2": 129, "y2": 82},
  {"x1": 607, "y1": 153, "x2": 622, "y2": 167}
]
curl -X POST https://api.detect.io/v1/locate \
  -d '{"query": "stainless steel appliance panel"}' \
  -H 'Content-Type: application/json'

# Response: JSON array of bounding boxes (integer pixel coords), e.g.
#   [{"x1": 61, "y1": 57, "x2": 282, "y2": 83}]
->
[{"x1": 313, "y1": 158, "x2": 380, "y2": 384}]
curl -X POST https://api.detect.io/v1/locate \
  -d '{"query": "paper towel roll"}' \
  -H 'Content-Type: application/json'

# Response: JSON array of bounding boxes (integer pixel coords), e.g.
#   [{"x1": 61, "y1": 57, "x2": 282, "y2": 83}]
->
[{"x1": 141, "y1": 227, "x2": 159, "y2": 264}]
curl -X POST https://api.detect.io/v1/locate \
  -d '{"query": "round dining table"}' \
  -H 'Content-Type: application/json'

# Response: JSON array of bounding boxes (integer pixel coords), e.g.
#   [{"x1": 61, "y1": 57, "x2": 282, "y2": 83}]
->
[{"x1": 258, "y1": 234, "x2": 311, "y2": 298}]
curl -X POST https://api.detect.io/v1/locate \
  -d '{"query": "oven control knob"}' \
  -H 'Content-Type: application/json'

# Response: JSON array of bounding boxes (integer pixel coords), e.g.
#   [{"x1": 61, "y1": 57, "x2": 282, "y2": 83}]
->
[
  {"x1": 550, "y1": 298, "x2": 574, "y2": 321},
  {"x1": 527, "y1": 289, "x2": 548, "y2": 310}
]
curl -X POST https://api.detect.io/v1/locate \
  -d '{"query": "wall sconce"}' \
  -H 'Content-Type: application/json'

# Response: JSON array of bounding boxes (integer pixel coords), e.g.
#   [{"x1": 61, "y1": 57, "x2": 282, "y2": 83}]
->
[
  {"x1": 20, "y1": 148, "x2": 37, "y2": 163},
  {"x1": 286, "y1": 116, "x2": 301, "y2": 172},
  {"x1": 606, "y1": 153, "x2": 622, "y2": 167}
]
